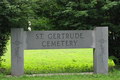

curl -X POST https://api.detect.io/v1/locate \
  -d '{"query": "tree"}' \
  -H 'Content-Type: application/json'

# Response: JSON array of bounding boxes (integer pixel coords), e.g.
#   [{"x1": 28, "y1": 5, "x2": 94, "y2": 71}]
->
[
  {"x1": 34, "y1": 0, "x2": 105, "y2": 30},
  {"x1": 29, "y1": 0, "x2": 52, "y2": 30},
  {"x1": 0, "y1": 0, "x2": 31, "y2": 66},
  {"x1": 102, "y1": 0, "x2": 120, "y2": 65}
]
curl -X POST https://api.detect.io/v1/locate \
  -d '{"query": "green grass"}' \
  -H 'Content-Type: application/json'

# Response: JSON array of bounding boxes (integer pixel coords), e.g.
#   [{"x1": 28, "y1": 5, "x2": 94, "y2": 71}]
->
[
  {"x1": 1, "y1": 69, "x2": 120, "y2": 80},
  {"x1": 1, "y1": 40, "x2": 115, "y2": 74}
]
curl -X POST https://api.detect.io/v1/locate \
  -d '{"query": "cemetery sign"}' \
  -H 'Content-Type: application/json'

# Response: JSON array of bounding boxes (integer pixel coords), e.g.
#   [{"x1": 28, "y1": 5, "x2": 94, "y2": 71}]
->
[{"x1": 11, "y1": 27, "x2": 108, "y2": 77}]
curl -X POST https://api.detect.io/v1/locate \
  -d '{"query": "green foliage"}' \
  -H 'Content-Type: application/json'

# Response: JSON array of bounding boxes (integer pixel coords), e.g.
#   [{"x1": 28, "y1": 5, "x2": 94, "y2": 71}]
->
[
  {"x1": 29, "y1": 0, "x2": 54, "y2": 30},
  {"x1": 1, "y1": 68, "x2": 120, "y2": 80},
  {"x1": 34, "y1": 0, "x2": 105, "y2": 30},
  {"x1": 30, "y1": 17, "x2": 51, "y2": 31},
  {"x1": 101, "y1": 1, "x2": 120, "y2": 65},
  {"x1": 0, "y1": 0, "x2": 11, "y2": 67},
  {"x1": 0, "y1": 0, "x2": 31, "y2": 66}
]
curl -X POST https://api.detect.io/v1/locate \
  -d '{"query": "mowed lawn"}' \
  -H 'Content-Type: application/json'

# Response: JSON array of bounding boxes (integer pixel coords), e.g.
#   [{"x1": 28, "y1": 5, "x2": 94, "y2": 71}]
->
[{"x1": 1, "y1": 40, "x2": 115, "y2": 74}]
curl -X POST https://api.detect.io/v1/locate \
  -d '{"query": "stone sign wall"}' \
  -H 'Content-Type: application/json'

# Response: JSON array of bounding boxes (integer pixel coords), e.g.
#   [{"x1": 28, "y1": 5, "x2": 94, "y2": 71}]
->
[
  {"x1": 11, "y1": 27, "x2": 108, "y2": 77},
  {"x1": 26, "y1": 30, "x2": 95, "y2": 49}
]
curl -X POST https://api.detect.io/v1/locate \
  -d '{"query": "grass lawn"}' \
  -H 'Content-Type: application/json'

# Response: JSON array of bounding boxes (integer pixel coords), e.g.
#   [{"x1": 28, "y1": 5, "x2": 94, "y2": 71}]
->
[
  {"x1": 1, "y1": 69, "x2": 120, "y2": 80},
  {"x1": 1, "y1": 40, "x2": 115, "y2": 75}
]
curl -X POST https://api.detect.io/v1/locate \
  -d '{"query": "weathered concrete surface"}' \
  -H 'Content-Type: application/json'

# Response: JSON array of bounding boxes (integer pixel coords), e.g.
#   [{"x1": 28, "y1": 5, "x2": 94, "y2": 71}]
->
[
  {"x1": 26, "y1": 30, "x2": 95, "y2": 49},
  {"x1": 93, "y1": 27, "x2": 108, "y2": 74},
  {"x1": 11, "y1": 28, "x2": 24, "y2": 77}
]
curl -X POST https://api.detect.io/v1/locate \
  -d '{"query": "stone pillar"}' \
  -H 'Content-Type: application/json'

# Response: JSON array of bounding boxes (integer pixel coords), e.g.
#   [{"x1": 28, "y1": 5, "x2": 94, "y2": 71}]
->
[
  {"x1": 93, "y1": 27, "x2": 108, "y2": 74},
  {"x1": 11, "y1": 28, "x2": 24, "y2": 77}
]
